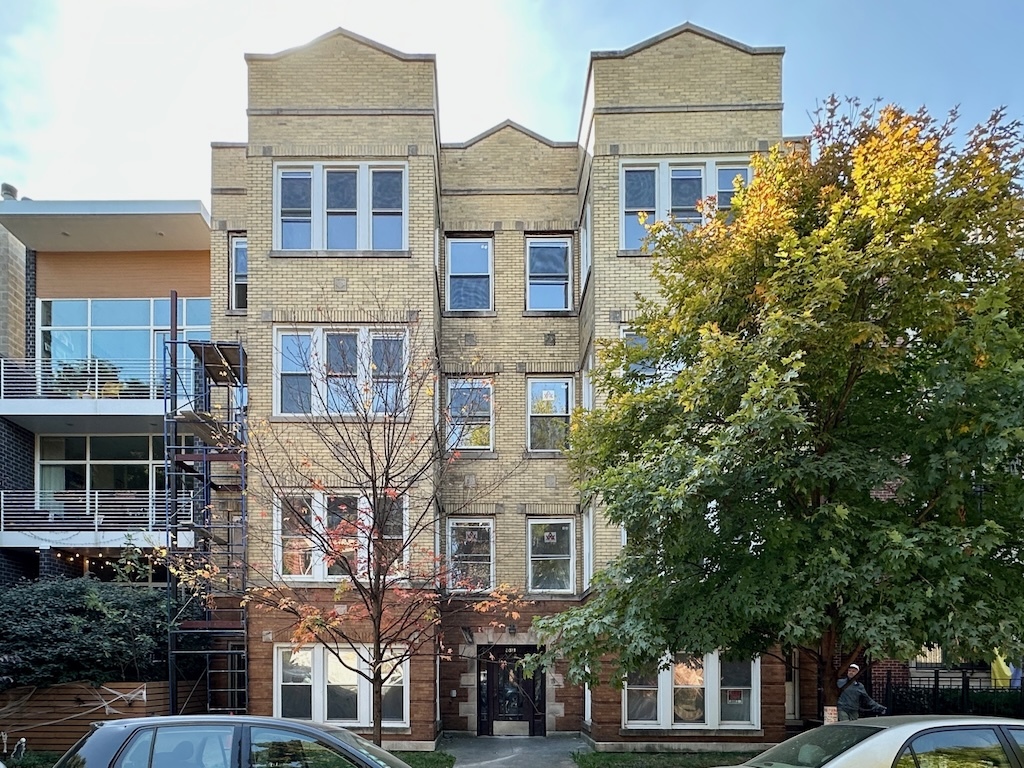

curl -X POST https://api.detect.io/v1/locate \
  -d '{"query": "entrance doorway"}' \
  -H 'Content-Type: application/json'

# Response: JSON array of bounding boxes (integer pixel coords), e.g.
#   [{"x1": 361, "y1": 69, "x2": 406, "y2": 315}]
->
[{"x1": 477, "y1": 644, "x2": 545, "y2": 736}]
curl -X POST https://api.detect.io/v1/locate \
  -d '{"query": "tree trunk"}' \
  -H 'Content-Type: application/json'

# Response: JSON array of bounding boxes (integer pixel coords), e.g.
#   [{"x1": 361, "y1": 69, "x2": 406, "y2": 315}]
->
[
  {"x1": 820, "y1": 626, "x2": 841, "y2": 707},
  {"x1": 373, "y1": 665, "x2": 383, "y2": 746}
]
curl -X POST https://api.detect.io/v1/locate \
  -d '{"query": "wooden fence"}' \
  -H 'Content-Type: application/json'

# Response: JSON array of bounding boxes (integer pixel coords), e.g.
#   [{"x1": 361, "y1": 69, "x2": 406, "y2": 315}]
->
[{"x1": 0, "y1": 679, "x2": 207, "y2": 754}]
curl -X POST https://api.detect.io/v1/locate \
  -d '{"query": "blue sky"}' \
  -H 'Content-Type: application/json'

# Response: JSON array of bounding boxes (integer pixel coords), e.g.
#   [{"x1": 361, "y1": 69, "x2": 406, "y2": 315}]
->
[{"x1": 0, "y1": 0, "x2": 1021, "y2": 205}]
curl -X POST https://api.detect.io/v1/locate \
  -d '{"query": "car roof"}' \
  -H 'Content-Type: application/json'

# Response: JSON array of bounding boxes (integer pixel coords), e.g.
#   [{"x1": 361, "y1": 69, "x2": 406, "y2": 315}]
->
[
  {"x1": 844, "y1": 715, "x2": 1024, "y2": 733},
  {"x1": 96, "y1": 715, "x2": 322, "y2": 728}
]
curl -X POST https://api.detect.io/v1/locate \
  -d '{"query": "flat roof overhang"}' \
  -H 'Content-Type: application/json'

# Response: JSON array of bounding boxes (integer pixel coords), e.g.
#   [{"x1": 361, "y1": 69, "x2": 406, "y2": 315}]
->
[
  {"x1": 0, "y1": 400, "x2": 166, "y2": 434},
  {"x1": 0, "y1": 199, "x2": 211, "y2": 252}
]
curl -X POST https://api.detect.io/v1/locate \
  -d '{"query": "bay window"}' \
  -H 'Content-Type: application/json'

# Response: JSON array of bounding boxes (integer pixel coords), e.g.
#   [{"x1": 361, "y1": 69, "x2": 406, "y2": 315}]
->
[
  {"x1": 274, "y1": 490, "x2": 405, "y2": 581},
  {"x1": 276, "y1": 644, "x2": 408, "y2": 726},
  {"x1": 620, "y1": 159, "x2": 752, "y2": 250},
  {"x1": 275, "y1": 162, "x2": 407, "y2": 252},
  {"x1": 623, "y1": 652, "x2": 760, "y2": 729},
  {"x1": 275, "y1": 326, "x2": 407, "y2": 417}
]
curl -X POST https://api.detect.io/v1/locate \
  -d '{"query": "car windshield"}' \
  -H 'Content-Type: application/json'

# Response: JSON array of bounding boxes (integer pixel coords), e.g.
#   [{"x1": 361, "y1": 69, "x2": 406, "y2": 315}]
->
[
  {"x1": 745, "y1": 723, "x2": 883, "y2": 768},
  {"x1": 317, "y1": 724, "x2": 412, "y2": 768}
]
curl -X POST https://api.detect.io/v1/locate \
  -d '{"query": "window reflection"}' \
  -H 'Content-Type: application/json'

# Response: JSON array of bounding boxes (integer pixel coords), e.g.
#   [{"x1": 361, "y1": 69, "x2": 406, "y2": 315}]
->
[{"x1": 38, "y1": 298, "x2": 210, "y2": 395}]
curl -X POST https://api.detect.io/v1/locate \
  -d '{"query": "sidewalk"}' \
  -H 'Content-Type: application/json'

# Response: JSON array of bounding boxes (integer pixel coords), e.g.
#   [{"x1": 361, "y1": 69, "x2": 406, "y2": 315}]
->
[{"x1": 437, "y1": 734, "x2": 589, "y2": 767}]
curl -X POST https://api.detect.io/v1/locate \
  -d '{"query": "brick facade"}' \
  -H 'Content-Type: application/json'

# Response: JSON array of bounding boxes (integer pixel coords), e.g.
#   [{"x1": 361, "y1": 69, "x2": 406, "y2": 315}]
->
[{"x1": 212, "y1": 21, "x2": 787, "y2": 751}]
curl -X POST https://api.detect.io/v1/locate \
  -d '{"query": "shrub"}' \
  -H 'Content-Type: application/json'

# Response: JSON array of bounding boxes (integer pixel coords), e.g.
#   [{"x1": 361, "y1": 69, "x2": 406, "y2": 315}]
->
[{"x1": 0, "y1": 577, "x2": 188, "y2": 686}]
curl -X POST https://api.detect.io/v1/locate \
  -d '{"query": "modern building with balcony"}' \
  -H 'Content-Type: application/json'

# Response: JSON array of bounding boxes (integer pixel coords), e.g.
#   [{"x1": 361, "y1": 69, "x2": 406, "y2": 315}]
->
[{"x1": 0, "y1": 194, "x2": 212, "y2": 576}]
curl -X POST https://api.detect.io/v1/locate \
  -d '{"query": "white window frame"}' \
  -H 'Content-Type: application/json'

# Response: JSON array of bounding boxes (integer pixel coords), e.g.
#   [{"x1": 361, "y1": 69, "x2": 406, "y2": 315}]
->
[
  {"x1": 582, "y1": 502, "x2": 594, "y2": 590},
  {"x1": 527, "y1": 518, "x2": 575, "y2": 594},
  {"x1": 716, "y1": 166, "x2": 752, "y2": 212},
  {"x1": 620, "y1": 326, "x2": 658, "y2": 379},
  {"x1": 229, "y1": 234, "x2": 247, "y2": 311},
  {"x1": 670, "y1": 166, "x2": 704, "y2": 228},
  {"x1": 273, "y1": 162, "x2": 408, "y2": 251},
  {"x1": 619, "y1": 158, "x2": 752, "y2": 249},
  {"x1": 580, "y1": 199, "x2": 592, "y2": 287},
  {"x1": 446, "y1": 518, "x2": 495, "y2": 591},
  {"x1": 526, "y1": 236, "x2": 573, "y2": 311},
  {"x1": 581, "y1": 345, "x2": 594, "y2": 411},
  {"x1": 447, "y1": 378, "x2": 493, "y2": 450},
  {"x1": 527, "y1": 377, "x2": 573, "y2": 452},
  {"x1": 446, "y1": 238, "x2": 494, "y2": 311},
  {"x1": 273, "y1": 326, "x2": 408, "y2": 417},
  {"x1": 274, "y1": 643, "x2": 409, "y2": 727},
  {"x1": 273, "y1": 490, "x2": 408, "y2": 581},
  {"x1": 622, "y1": 652, "x2": 761, "y2": 730}
]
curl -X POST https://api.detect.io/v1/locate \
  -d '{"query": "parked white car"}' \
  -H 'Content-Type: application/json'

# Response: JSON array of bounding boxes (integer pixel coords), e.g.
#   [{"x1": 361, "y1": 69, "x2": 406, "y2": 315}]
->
[{"x1": 717, "y1": 715, "x2": 1024, "y2": 767}]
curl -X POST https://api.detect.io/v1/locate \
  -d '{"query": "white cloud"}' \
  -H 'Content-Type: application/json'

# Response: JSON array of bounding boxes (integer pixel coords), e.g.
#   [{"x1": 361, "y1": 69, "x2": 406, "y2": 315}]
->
[{"x1": 0, "y1": 0, "x2": 561, "y2": 204}]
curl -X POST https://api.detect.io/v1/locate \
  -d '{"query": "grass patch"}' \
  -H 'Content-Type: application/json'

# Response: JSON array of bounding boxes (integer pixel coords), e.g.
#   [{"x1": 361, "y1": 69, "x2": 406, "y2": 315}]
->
[
  {"x1": 573, "y1": 752, "x2": 760, "y2": 768},
  {"x1": 395, "y1": 751, "x2": 456, "y2": 768}
]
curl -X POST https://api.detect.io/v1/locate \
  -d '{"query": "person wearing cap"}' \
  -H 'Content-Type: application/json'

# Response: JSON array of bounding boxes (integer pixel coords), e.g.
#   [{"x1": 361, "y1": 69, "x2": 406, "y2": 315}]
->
[{"x1": 837, "y1": 663, "x2": 886, "y2": 720}]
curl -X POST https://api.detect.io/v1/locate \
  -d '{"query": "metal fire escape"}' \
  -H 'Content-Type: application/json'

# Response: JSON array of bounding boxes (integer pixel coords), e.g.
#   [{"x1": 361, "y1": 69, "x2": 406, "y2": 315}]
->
[{"x1": 164, "y1": 309, "x2": 248, "y2": 714}]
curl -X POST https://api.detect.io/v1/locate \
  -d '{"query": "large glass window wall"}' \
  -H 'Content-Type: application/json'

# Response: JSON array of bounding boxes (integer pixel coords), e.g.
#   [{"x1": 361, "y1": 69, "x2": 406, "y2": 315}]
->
[{"x1": 38, "y1": 298, "x2": 210, "y2": 396}]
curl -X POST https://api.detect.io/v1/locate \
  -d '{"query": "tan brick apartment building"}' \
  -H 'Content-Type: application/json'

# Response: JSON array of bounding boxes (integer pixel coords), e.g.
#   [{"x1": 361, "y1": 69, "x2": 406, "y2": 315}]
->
[{"x1": 0, "y1": 22, "x2": 809, "y2": 752}]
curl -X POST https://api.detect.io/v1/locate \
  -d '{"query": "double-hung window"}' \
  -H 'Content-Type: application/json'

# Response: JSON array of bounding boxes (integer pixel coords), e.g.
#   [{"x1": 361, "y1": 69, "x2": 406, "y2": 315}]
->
[
  {"x1": 275, "y1": 327, "x2": 407, "y2": 417},
  {"x1": 623, "y1": 168, "x2": 656, "y2": 250},
  {"x1": 371, "y1": 169, "x2": 404, "y2": 249},
  {"x1": 372, "y1": 496, "x2": 407, "y2": 570},
  {"x1": 621, "y1": 159, "x2": 751, "y2": 249},
  {"x1": 447, "y1": 518, "x2": 494, "y2": 591},
  {"x1": 670, "y1": 168, "x2": 703, "y2": 229},
  {"x1": 621, "y1": 327, "x2": 658, "y2": 379},
  {"x1": 278, "y1": 492, "x2": 334, "y2": 580},
  {"x1": 528, "y1": 519, "x2": 574, "y2": 593},
  {"x1": 717, "y1": 167, "x2": 751, "y2": 212},
  {"x1": 229, "y1": 235, "x2": 247, "y2": 310},
  {"x1": 623, "y1": 652, "x2": 760, "y2": 729},
  {"x1": 447, "y1": 379, "x2": 493, "y2": 450},
  {"x1": 275, "y1": 162, "x2": 407, "y2": 251},
  {"x1": 527, "y1": 378, "x2": 572, "y2": 451},
  {"x1": 325, "y1": 170, "x2": 357, "y2": 249},
  {"x1": 275, "y1": 490, "x2": 405, "y2": 580},
  {"x1": 527, "y1": 237, "x2": 572, "y2": 311},
  {"x1": 446, "y1": 239, "x2": 493, "y2": 311},
  {"x1": 276, "y1": 644, "x2": 408, "y2": 726},
  {"x1": 280, "y1": 171, "x2": 313, "y2": 249}
]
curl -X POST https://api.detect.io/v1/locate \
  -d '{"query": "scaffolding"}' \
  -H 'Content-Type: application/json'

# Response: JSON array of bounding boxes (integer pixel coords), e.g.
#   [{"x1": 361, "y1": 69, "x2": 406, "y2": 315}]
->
[{"x1": 164, "y1": 326, "x2": 248, "y2": 714}]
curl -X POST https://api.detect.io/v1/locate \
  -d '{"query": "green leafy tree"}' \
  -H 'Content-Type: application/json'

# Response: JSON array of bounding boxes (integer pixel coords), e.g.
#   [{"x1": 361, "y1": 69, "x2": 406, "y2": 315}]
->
[{"x1": 531, "y1": 99, "x2": 1024, "y2": 708}]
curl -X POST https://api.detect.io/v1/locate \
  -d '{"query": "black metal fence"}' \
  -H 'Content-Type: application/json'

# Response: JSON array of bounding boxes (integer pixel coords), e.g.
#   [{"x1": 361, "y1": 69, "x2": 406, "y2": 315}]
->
[{"x1": 882, "y1": 670, "x2": 1024, "y2": 718}]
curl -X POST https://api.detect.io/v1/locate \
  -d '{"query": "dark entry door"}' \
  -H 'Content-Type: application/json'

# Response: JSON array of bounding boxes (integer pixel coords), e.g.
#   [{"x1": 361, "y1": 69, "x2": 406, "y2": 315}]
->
[{"x1": 477, "y1": 645, "x2": 545, "y2": 736}]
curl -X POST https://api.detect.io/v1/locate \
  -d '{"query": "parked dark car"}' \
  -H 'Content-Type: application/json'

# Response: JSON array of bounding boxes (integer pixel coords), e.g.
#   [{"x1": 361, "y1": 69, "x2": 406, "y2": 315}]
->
[
  {"x1": 51, "y1": 714, "x2": 413, "y2": 768},
  {"x1": 715, "y1": 715, "x2": 1024, "y2": 767}
]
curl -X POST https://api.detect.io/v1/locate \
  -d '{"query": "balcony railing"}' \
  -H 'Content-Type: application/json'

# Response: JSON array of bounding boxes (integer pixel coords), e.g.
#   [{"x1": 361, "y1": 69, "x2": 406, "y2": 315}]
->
[
  {"x1": 0, "y1": 490, "x2": 183, "y2": 532},
  {"x1": 0, "y1": 358, "x2": 167, "y2": 400}
]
